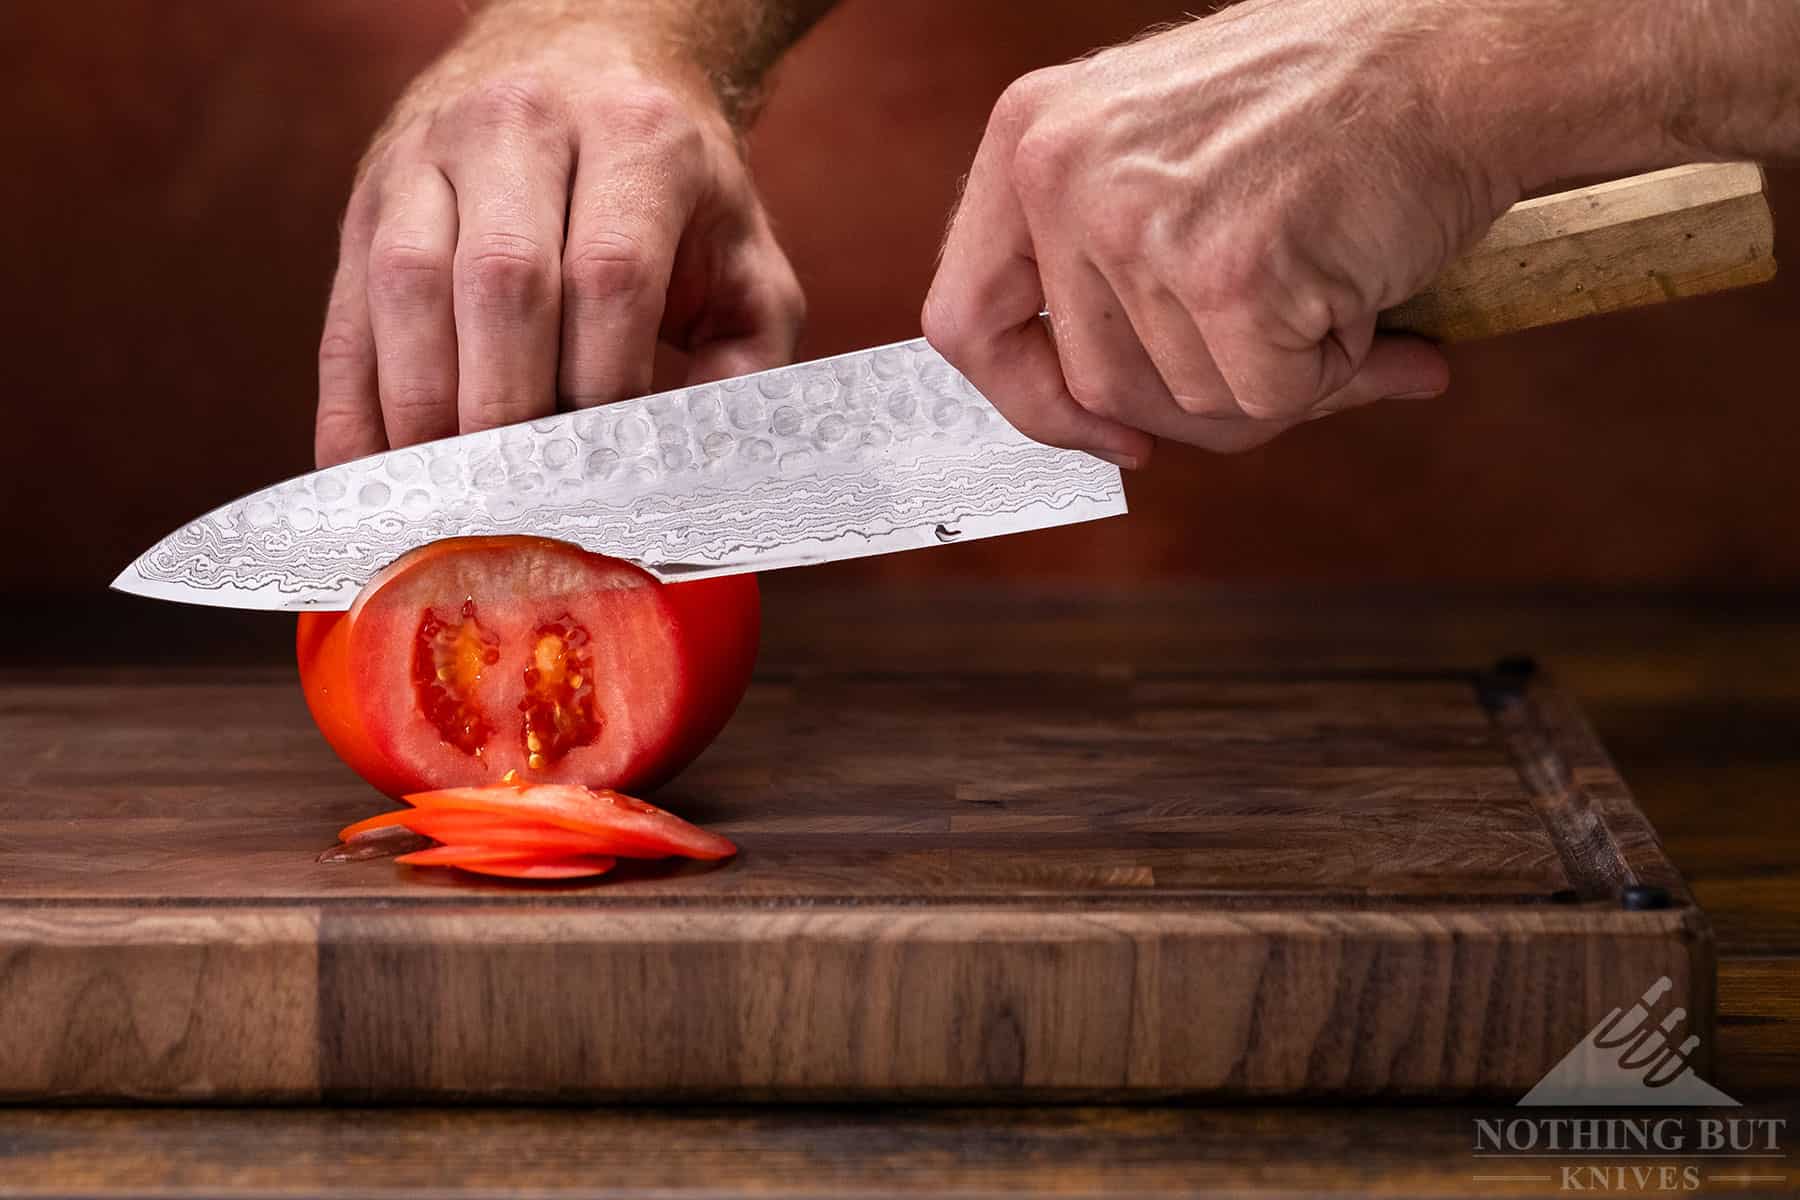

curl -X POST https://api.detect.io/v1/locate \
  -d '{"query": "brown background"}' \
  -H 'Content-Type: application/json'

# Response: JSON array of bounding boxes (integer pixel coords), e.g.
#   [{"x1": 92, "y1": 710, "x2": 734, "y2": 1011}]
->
[{"x1": 3, "y1": 0, "x2": 1795, "y2": 594}]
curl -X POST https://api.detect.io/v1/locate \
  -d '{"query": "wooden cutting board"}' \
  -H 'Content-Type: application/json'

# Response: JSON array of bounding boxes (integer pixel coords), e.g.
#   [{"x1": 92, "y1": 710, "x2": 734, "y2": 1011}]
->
[{"x1": 0, "y1": 655, "x2": 1709, "y2": 1102}]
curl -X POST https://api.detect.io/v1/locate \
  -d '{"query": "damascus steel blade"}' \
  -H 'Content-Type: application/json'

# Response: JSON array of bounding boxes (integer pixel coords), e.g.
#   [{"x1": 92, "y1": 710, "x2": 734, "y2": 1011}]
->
[{"x1": 113, "y1": 338, "x2": 1127, "y2": 610}]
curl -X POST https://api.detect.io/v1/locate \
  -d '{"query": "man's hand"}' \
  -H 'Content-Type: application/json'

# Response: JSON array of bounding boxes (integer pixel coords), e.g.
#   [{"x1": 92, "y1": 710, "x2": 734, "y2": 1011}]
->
[
  {"x1": 922, "y1": 0, "x2": 1800, "y2": 467},
  {"x1": 923, "y1": 0, "x2": 1497, "y2": 468},
  {"x1": 315, "y1": 1, "x2": 824, "y2": 468}
]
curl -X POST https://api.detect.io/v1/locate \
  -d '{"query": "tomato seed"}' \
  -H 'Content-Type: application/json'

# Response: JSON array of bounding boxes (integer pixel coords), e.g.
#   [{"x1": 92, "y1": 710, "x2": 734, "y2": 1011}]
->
[
  {"x1": 412, "y1": 603, "x2": 501, "y2": 755},
  {"x1": 516, "y1": 613, "x2": 602, "y2": 768}
]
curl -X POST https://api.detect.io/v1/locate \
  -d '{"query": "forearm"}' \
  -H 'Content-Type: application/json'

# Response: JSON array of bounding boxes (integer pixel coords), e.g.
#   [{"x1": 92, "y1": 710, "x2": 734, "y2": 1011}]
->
[
  {"x1": 1646, "y1": 0, "x2": 1800, "y2": 164},
  {"x1": 1403, "y1": 0, "x2": 1800, "y2": 193},
  {"x1": 465, "y1": 0, "x2": 839, "y2": 127}
]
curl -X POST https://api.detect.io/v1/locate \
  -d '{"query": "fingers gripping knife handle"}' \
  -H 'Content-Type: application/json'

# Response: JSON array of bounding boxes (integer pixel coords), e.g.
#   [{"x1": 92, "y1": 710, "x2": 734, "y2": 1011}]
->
[{"x1": 1378, "y1": 162, "x2": 1777, "y2": 341}]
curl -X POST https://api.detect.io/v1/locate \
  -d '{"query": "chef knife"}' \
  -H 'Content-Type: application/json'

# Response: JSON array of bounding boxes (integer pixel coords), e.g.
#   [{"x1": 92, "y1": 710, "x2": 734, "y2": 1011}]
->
[{"x1": 116, "y1": 162, "x2": 1772, "y2": 610}]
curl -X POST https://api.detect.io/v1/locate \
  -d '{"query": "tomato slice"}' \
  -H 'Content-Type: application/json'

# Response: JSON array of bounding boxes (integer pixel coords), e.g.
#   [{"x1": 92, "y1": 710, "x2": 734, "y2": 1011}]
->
[
  {"x1": 404, "y1": 783, "x2": 737, "y2": 860},
  {"x1": 395, "y1": 845, "x2": 551, "y2": 866},
  {"x1": 456, "y1": 857, "x2": 619, "y2": 880},
  {"x1": 340, "y1": 808, "x2": 646, "y2": 857},
  {"x1": 395, "y1": 845, "x2": 618, "y2": 879},
  {"x1": 297, "y1": 537, "x2": 758, "y2": 797}
]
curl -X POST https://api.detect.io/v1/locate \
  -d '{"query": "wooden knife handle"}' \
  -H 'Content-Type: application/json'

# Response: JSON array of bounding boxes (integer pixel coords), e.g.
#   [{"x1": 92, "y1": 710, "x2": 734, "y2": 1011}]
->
[{"x1": 1377, "y1": 162, "x2": 1776, "y2": 341}]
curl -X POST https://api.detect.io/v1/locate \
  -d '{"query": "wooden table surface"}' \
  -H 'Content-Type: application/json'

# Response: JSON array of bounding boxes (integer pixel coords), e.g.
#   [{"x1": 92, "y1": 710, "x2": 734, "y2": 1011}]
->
[{"x1": 2, "y1": 583, "x2": 1796, "y2": 1198}]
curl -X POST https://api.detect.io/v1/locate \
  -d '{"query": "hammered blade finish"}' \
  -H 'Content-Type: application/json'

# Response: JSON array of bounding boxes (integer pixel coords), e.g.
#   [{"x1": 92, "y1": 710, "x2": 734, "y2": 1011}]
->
[{"x1": 112, "y1": 338, "x2": 1127, "y2": 610}]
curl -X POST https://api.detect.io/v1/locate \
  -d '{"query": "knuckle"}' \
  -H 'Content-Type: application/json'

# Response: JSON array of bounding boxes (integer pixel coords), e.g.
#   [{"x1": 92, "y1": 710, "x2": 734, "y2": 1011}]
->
[
  {"x1": 317, "y1": 321, "x2": 368, "y2": 374},
  {"x1": 457, "y1": 76, "x2": 561, "y2": 132},
  {"x1": 562, "y1": 234, "x2": 654, "y2": 302},
  {"x1": 1010, "y1": 126, "x2": 1072, "y2": 201},
  {"x1": 600, "y1": 84, "x2": 694, "y2": 148},
  {"x1": 1235, "y1": 394, "x2": 1307, "y2": 422},
  {"x1": 1287, "y1": 287, "x2": 1337, "y2": 344},
  {"x1": 992, "y1": 68, "x2": 1057, "y2": 129},
  {"x1": 1089, "y1": 200, "x2": 1153, "y2": 266},
  {"x1": 458, "y1": 389, "x2": 524, "y2": 431},
  {"x1": 1170, "y1": 388, "x2": 1218, "y2": 418},
  {"x1": 381, "y1": 378, "x2": 451, "y2": 423},
  {"x1": 368, "y1": 240, "x2": 449, "y2": 308},
  {"x1": 1062, "y1": 364, "x2": 1128, "y2": 422},
  {"x1": 920, "y1": 290, "x2": 972, "y2": 361},
  {"x1": 459, "y1": 234, "x2": 555, "y2": 309}
]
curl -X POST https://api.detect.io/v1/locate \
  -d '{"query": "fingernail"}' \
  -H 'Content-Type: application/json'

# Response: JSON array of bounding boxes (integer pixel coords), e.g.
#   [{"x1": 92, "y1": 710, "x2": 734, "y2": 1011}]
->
[
  {"x1": 1389, "y1": 389, "x2": 1445, "y2": 401},
  {"x1": 1097, "y1": 450, "x2": 1142, "y2": 470}
]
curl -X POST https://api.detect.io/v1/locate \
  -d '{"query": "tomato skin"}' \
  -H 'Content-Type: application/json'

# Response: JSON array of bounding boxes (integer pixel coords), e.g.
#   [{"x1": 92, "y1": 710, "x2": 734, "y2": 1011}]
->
[
  {"x1": 296, "y1": 539, "x2": 759, "y2": 798},
  {"x1": 297, "y1": 610, "x2": 418, "y2": 799},
  {"x1": 642, "y1": 571, "x2": 760, "y2": 791}
]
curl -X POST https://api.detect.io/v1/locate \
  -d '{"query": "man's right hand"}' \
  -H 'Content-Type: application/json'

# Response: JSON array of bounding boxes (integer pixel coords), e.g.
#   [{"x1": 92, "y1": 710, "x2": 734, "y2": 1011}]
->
[{"x1": 314, "y1": 6, "x2": 806, "y2": 468}]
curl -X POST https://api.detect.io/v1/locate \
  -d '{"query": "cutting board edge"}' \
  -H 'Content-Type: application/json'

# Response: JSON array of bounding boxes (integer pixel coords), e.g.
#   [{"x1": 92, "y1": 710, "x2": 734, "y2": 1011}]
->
[{"x1": 0, "y1": 897, "x2": 1712, "y2": 1103}]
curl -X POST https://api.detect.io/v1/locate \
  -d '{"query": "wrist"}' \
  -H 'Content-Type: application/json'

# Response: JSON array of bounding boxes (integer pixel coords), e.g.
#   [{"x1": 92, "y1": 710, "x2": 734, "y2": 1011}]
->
[
  {"x1": 1415, "y1": 0, "x2": 1800, "y2": 193},
  {"x1": 1398, "y1": 0, "x2": 1654, "y2": 195},
  {"x1": 455, "y1": 1, "x2": 736, "y2": 132},
  {"x1": 465, "y1": 0, "x2": 817, "y2": 131}
]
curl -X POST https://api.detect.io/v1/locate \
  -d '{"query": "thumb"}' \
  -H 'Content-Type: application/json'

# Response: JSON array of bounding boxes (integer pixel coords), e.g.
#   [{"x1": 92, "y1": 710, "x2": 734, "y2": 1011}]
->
[{"x1": 1311, "y1": 333, "x2": 1450, "y2": 416}]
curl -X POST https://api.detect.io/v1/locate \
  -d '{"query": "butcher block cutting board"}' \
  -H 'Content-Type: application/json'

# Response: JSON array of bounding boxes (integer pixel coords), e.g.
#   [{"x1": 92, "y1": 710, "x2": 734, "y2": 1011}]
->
[{"x1": 0, "y1": 656, "x2": 1708, "y2": 1102}]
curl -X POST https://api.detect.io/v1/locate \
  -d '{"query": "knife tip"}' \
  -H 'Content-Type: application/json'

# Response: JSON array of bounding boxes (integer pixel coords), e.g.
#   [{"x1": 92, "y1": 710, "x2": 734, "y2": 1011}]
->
[{"x1": 108, "y1": 562, "x2": 148, "y2": 598}]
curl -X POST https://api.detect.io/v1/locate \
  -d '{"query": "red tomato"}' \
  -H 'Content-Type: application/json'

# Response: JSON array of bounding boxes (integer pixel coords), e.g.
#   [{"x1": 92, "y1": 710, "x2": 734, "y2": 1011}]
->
[{"x1": 297, "y1": 537, "x2": 758, "y2": 798}]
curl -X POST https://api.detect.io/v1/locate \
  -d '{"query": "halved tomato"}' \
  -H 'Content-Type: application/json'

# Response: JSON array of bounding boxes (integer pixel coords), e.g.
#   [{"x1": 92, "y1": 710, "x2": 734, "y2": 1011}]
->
[{"x1": 298, "y1": 537, "x2": 758, "y2": 797}]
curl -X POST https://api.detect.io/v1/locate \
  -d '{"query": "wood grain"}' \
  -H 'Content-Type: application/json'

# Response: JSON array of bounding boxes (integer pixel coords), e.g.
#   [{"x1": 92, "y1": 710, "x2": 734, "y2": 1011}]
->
[
  {"x1": 1382, "y1": 162, "x2": 1776, "y2": 340},
  {"x1": 309, "y1": 906, "x2": 1703, "y2": 1101},
  {"x1": 0, "y1": 657, "x2": 1708, "y2": 1101},
  {"x1": 0, "y1": 1098, "x2": 1791, "y2": 1199},
  {"x1": 0, "y1": 589, "x2": 1794, "y2": 1197},
  {"x1": 0, "y1": 909, "x2": 317, "y2": 1101}
]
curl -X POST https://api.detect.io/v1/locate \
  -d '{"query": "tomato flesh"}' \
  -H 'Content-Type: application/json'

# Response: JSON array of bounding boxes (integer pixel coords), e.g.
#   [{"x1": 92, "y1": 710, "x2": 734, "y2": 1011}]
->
[
  {"x1": 412, "y1": 599, "x2": 503, "y2": 756},
  {"x1": 518, "y1": 614, "x2": 602, "y2": 768},
  {"x1": 297, "y1": 537, "x2": 759, "y2": 797}
]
